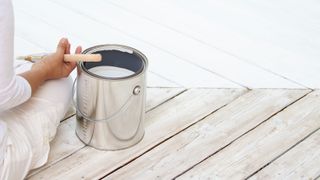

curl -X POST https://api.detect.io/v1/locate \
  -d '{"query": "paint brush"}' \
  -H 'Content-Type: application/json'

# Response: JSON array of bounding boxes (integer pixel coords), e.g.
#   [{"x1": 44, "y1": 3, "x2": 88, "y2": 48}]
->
[{"x1": 17, "y1": 53, "x2": 102, "y2": 63}]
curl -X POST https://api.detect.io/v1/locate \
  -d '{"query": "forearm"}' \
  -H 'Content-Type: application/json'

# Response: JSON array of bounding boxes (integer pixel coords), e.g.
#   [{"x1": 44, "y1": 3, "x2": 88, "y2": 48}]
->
[{"x1": 19, "y1": 67, "x2": 48, "y2": 94}]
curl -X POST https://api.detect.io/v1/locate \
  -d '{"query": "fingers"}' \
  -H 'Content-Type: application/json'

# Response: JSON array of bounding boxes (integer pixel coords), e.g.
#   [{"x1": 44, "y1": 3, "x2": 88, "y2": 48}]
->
[
  {"x1": 56, "y1": 38, "x2": 68, "y2": 54},
  {"x1": 66, "y1": 42, "x2": 71, "y2": 54},
  {"x1": 67, "y1": 46, "x2": 81, "y2": 67},
  {"x1": 74, "y1": 46, "x2": 82, "y2": 74},
  {"x1": 75, "y1": 46, "x2": 82, "y2": 54},
  {"x1": 67, "y1": 61, "x2": 77, "y2": 71},
  {"x1": 66, "y1": 46, "x2": 82, "y2": 71}
]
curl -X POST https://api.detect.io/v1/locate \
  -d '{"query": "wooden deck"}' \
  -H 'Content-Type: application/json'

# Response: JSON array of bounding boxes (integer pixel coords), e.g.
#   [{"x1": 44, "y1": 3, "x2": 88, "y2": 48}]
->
[
  {"x1": 24, "y1": 88, "x2": 319, "y2": 179},
  {"x1": 11, "y1": 0, "x2": 320, "y2": 179}
]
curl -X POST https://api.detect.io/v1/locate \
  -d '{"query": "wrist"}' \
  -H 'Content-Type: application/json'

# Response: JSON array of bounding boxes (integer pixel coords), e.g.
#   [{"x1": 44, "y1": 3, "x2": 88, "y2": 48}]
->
[{"x1": 31, "y1": 62, "x2": 50, "y2": 81}]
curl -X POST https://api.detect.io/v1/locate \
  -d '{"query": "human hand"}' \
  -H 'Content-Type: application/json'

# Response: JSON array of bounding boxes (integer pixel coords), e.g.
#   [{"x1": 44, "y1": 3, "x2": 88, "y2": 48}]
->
[{"x1": 32, "y1": 38, "x2": 82, "y2": 80}]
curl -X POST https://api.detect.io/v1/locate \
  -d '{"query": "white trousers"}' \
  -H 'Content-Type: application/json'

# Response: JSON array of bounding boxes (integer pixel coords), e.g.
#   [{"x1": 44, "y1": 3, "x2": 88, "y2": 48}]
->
[{"x1": 0, "y1": 61, "x2": 73, "y2": 180}]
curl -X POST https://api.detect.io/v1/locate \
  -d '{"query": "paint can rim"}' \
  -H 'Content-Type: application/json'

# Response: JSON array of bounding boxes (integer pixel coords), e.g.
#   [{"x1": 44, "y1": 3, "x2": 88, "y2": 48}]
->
[{"x1": 80, "y1": 44, "x2": 148, "y2": 81}]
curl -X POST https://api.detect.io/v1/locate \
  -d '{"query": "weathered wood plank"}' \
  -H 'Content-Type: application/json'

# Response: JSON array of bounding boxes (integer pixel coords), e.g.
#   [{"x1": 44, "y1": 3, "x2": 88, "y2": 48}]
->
[
  {"x1": 28, "y1": 88, "x2": 246, "y2": 179},
  {"x1": 27, "y1": 87, "x2": 185, "y2": 177},
  {"x1": 61, "y1": 106, "x2": 75, "y2": 121},
  {"x1": 179, "y1": 90, "x2": 320, "y2": 180},
  {"x1": 105, "y1": 89, "x2": 308, "y2": 179},
  {"x1": 250, "y1": 129, "x2": 320, "y2": 180},
  {"x1": 146, "y1": 88, "x2": 185, "y2": 111}
]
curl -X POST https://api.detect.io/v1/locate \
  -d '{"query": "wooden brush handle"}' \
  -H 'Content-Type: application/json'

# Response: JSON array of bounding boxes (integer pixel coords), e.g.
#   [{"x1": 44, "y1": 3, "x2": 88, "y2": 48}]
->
[{"x1": 64, "y1": 54, "x2": 102, "y2": 62}]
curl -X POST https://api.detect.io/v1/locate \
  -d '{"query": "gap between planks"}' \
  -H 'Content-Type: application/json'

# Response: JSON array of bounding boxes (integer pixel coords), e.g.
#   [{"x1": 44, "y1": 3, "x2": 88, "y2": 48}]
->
[
  {"x1": 27, "y1": 87, "x2": 186, "y2": 177},
  {"x1": 248, "y1": 127, "x2": 320, "y2": 180},
  {"x1": 28, "y1": 88, "x2": 246, "y2": 179},
  {"x1": 176, "y1": 90, "x2": 313, "y2": 179},
  {"x1": 104, "y1": 89, "x2": 310, "y2": 179},
  {"x1": 102, "y1": 91, "x2": 242, "y2": 178},
  {"x1": 178, "y1": 90, "x2": 320, "y2": 179}
]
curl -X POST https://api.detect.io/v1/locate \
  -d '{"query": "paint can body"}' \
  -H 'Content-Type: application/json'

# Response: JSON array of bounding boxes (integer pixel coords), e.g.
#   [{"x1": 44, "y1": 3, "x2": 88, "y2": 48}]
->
[{"x1": 74, "y1": 44, "x2": 147, "y2": 150}]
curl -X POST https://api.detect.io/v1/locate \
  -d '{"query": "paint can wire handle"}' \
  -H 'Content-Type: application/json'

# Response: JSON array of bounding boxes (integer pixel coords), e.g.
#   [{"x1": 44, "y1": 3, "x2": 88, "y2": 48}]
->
[{"x1": 72, "y1": 78, "x2": 141, "y2": 122}]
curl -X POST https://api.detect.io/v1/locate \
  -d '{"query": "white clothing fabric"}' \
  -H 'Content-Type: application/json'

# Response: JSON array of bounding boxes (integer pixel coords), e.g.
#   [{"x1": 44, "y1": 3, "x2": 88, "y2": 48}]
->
[
  {"x1": 0, "y1": 0, "x2": 74, "y2": 179},
  {"x1": 0, "y1": 0, "x2": 32, "y2": 111},
  {"x1": 0, "y1": 62, "x2": 74, "y2": 180}
]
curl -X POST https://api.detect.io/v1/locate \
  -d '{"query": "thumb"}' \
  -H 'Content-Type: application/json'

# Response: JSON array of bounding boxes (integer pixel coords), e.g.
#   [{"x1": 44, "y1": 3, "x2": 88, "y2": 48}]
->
[{"x1": 56, "y1": 38, "x2": 68, "y2": 54}]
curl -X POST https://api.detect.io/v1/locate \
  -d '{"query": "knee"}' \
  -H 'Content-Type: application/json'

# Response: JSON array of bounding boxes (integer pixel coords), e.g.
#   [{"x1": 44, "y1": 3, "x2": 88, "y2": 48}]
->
[{"x1": 33, "y1": 76, "x2": 74, "y2": 104}]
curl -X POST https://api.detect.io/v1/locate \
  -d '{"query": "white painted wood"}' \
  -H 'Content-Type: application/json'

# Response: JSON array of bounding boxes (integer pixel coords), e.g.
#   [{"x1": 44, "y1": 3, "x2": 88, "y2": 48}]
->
[
  {"x1": 13, "y1": 0, "x2": 240, "y2": 88},
  {"x1": 27, "y1": 87, "x2": 185, "y2": 177},
  {"x1": 14, "y1": 12, "x2": 86, "y2": 52},
  {"x1": 45, "y1": 0, "x2": 303, "y2": 89},
  {"x1": 13, "y1": 18, "x2": 179, "y2": 87},
  {"x1": 28, "y1": 88, "x2": 246, "y2": 179},
  {"x1": 179, "y1": 90, "x2": 320, "y2": 180},
  {"x1": 13, "y1": 37, "x2": 45, "y2": 74},
  {"x1": 105, "y1": 89, "x2": 308, "y2": 179},
  {"x1": 14, "y1": 36, "x2": 44, "y2": 58},
  {"x1": 249, "y1": 130, "x2": 320, "y2": 180},
  {"x1": 107, "y1": 0, "x2": 320, "y2": 88},
  {"x1": 146, "y1": 73, "x2": 180, "y2": 88},
  {"x1": 14, "y1": 38, "x2": 177, "y2": 87}
]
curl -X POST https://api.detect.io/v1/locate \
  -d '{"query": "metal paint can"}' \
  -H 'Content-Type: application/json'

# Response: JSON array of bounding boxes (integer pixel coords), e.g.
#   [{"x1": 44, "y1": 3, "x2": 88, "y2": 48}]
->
[{"x1": 73, "y1": 44, "x2": 147, "y2": 150}]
